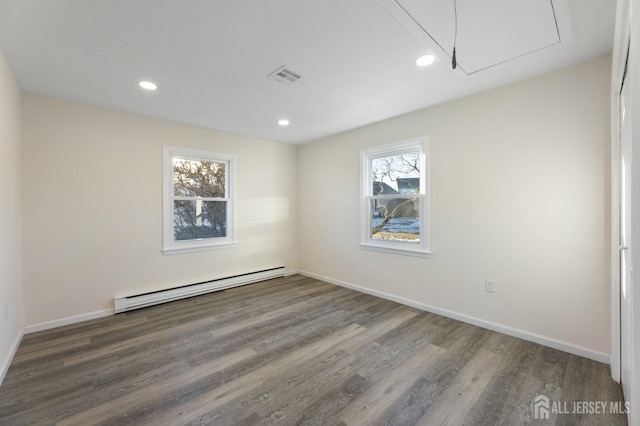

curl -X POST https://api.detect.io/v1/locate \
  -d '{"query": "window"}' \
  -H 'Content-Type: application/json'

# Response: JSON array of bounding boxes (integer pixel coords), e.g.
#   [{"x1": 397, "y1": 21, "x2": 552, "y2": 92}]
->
[
  {"x1": 163, "y1": 146, "x2": 237, "y2": 254},
  {"x1": 361, "y1": 138, "x2": 429, "y2": 257}
]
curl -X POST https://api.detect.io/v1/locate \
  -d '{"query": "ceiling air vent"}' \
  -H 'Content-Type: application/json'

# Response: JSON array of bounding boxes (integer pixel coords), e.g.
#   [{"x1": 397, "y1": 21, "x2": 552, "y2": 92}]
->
[{"x1": 268, "y1": 66, "x2": 302, "y2": 85}]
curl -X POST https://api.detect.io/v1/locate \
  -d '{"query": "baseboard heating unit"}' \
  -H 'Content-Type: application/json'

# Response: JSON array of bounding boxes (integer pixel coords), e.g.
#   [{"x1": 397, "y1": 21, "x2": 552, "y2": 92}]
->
[{"x1": 114, "y1": 266, "x2": 285, "y2": 313}]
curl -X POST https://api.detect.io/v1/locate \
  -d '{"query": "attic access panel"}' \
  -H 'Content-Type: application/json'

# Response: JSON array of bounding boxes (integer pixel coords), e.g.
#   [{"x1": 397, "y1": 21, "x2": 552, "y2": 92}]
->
[{"x1": 390, "y1": 0, "x2": 560, "y2": 74}]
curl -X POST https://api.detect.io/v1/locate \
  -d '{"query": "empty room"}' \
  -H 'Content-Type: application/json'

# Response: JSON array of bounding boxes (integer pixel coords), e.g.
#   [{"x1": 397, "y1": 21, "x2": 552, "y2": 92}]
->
[{"x1": 1, "y1": 0, "x2": 639, "y2": 425}]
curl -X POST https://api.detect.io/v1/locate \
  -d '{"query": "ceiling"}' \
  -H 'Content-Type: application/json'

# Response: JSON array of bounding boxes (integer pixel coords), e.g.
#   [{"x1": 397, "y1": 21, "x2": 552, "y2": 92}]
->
[{"x1": 0, "y1": 0, "x2": 616, "y2": 144}]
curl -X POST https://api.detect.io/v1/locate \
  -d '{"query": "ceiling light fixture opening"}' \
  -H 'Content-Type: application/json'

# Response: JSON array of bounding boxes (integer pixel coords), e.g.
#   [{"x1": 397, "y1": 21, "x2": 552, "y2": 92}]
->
[
  {"x1": 415, "y1": 54, "x2": 435, "y2": 67},
  {"x1": 278, "y1": 119, "x2": 290, "y2": 126},
  {"x1": 139, "y1": 81, "x2": 158, "y2": 90}
]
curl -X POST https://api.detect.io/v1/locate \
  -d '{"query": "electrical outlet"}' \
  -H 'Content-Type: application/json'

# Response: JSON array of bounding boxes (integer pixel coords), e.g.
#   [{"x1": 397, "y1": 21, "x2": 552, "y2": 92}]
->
[{"x1": 485, "y1": 280, "x2": 496, "y2": 293}]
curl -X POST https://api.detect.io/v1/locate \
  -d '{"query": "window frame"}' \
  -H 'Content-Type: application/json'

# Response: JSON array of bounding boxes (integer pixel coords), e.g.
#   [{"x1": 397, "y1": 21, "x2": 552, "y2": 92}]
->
[
  {"x1": 162, "y1": 146, "x2": 237, "y2": 255},
  {"x1": 360, "y1": 137, "x2": 430, "y2": 257}
]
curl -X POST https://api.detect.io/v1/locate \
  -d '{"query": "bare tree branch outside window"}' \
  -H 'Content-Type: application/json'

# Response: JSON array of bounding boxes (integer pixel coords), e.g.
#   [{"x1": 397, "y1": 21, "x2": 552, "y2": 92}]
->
[
  {"x1": 172, "y1": 158, "x2": 227, "y2": 241},
  {"x1": 370, "y1": 151, "x2": 421, "y2": 242}
]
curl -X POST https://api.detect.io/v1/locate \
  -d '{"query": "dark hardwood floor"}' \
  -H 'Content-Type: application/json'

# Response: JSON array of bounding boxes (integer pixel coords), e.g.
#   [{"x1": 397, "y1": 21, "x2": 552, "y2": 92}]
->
[{"x1": 0, "y1": 275, "x2": 627, "y2": 425}]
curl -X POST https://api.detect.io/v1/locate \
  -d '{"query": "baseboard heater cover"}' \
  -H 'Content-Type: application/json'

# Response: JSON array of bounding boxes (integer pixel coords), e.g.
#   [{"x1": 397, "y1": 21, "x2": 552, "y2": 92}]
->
[{"x1": 114, "y1": 266, "x2": 285, "y2": 313}]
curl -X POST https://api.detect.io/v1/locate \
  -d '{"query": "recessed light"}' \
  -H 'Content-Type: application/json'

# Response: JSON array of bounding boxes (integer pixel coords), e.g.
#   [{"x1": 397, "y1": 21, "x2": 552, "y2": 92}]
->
[
  {"x1": 278, "y1": 119, "x2": 290, "y2": 126},
  {"x1": 415, "y1": 54, "x2": 435, "y2": 67},
  {"x1": 139, "y1": 81, "x2": 158, "y2": 90}
]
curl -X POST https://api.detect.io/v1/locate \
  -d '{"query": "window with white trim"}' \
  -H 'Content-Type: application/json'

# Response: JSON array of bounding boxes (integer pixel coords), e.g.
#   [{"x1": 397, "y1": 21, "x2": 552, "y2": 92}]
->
[
  {"x1": 361, "y1": 138, "x2": 429, "y2": 257},
  {"x1": 163, "y1": 146, "x2": 237, "y2": 254}
]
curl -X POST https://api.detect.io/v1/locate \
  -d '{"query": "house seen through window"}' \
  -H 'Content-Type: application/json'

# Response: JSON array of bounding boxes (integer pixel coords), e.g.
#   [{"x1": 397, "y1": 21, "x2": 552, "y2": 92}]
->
[{"x1": 361, "y1": 138, "x2": 429, "y2": 257}]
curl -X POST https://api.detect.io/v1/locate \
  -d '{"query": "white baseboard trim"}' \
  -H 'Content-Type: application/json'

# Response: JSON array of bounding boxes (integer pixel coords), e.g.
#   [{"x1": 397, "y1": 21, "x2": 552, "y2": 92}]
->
[
  {"x1": 298, "y1": 270, "x2": 611, "y2": 364},
  {"x1": 24, "y1": 309, "x2": 113, "y2": 335},
  {"x1": 0, "y1": 328, "x2": 24, "y2": 386},
  {"x1": 284, "y1": 269, "x2": 300, "y2": 276}
]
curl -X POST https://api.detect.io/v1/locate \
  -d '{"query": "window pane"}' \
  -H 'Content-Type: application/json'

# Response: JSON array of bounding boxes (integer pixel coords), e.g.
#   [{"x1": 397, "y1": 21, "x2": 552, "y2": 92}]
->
[
  {"x1": 174, "y1": 200, "x2": 227, "y2": 241},
  {"x1": 371, "y1": 198, "x2": 420, "y2": 243},
  {"x1": 371, "y1": 151, "x2": 420, "y2": 195},
  {"x1": 173, "y1": 158, "x2": 226, "y2": 198}
]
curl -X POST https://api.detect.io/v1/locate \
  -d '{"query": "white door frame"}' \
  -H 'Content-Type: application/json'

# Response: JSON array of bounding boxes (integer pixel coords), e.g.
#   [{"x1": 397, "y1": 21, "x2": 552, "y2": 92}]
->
[
  {"x1": 611, "y1": 0, "x2": 630, "y2": 384},
  {"x1": 611, "y1": 5, "x2": 640, "y2": 426}
]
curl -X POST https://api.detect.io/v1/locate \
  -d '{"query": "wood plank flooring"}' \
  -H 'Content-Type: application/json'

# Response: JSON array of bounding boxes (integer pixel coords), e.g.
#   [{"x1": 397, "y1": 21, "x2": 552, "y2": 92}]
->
[{"x1": 0, "y1": 275, "x2": 627, "y2": 425}]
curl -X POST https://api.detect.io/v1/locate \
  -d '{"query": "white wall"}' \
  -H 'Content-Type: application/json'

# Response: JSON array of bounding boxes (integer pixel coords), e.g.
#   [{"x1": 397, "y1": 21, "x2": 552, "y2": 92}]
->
[
  {"x1": 21, "y1": 95, "x2": 298, "y2": 326},
  {"x1": 298, "y1": 55, "x2": 612, "y2": 359},
  {"x1": 0, "y1": 50, "x2": 24, "y2": 383}
]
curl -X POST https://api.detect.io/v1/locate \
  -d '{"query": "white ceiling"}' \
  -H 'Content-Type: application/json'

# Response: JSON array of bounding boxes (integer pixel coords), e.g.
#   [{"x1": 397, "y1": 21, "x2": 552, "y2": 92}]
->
[{"x1": 0, "y1": 0, "x2": 616, "y2": 144}]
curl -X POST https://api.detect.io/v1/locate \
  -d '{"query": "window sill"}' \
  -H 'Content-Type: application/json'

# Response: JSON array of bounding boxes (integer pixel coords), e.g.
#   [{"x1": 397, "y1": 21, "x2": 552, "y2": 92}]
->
[
  {"x1": 163, "y1": 242, "x2": 238, "y2": 255},
  {"x1": 360, "y1": 243, "x2": 431, "y2": 258}
]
